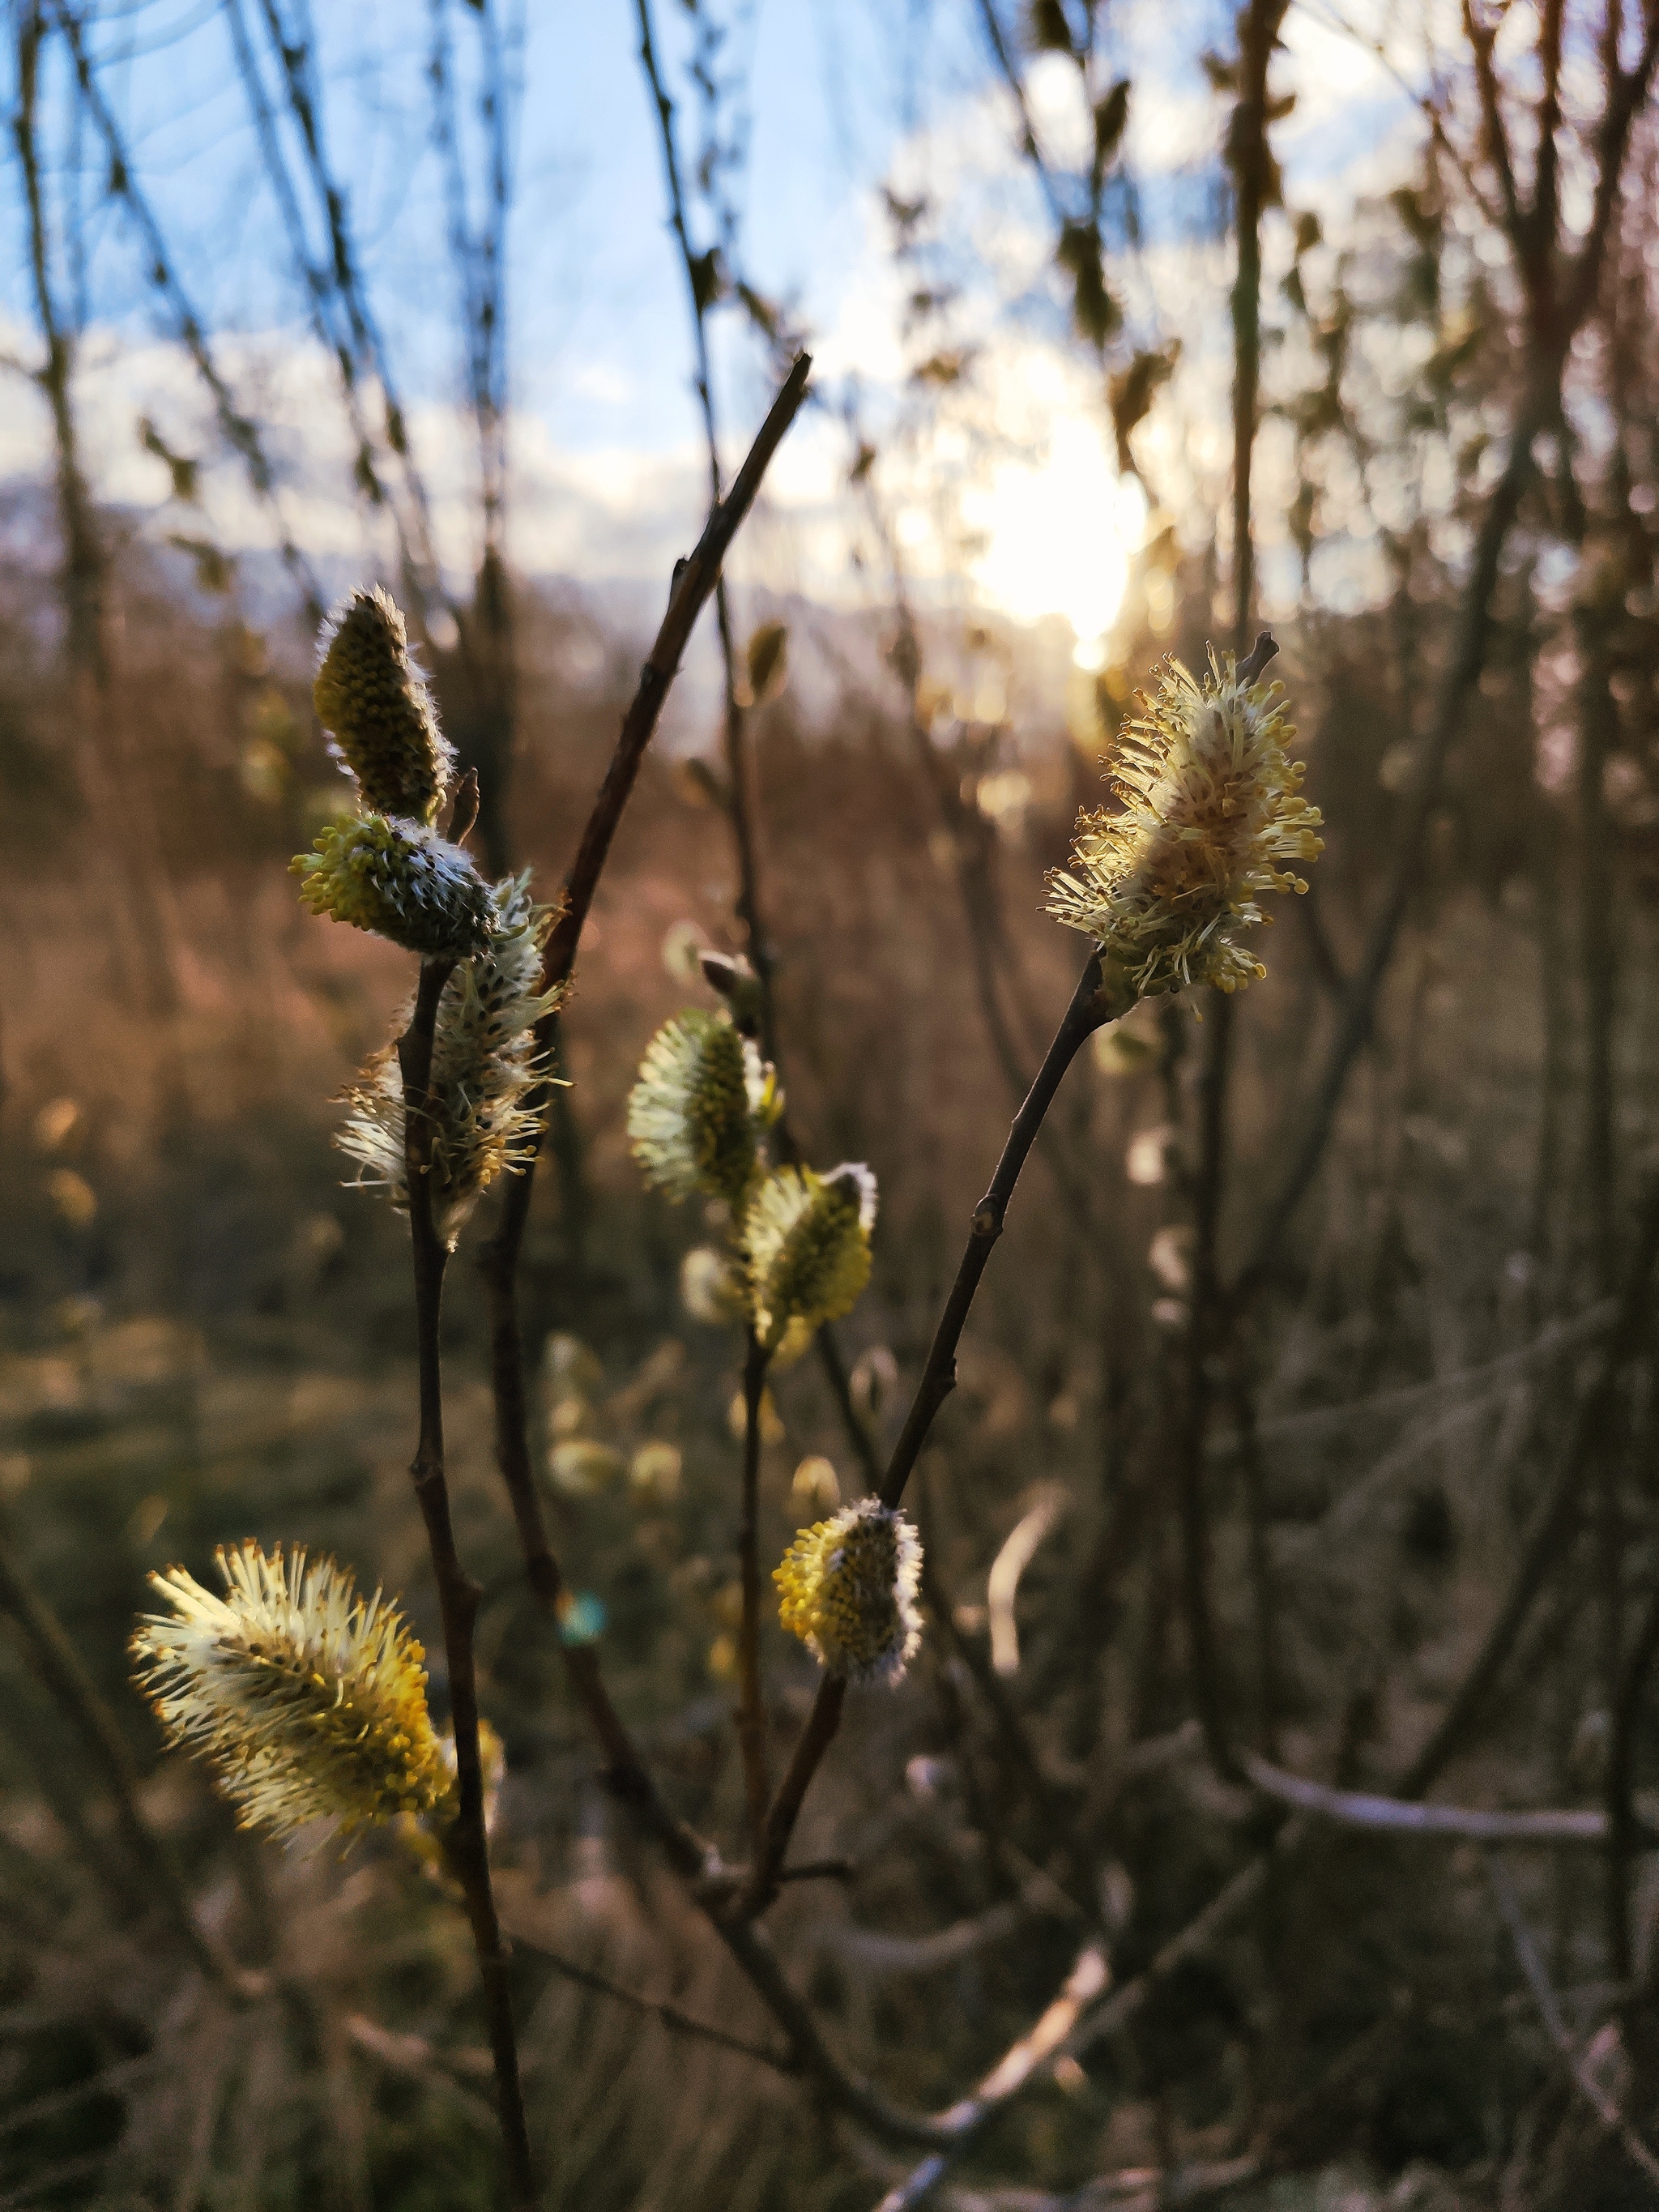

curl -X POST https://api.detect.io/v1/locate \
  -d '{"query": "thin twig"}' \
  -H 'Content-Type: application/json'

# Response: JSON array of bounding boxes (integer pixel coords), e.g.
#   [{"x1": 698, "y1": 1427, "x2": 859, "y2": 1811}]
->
[
  {"x1": 879, "y1": 1823, "x2": 1302, "y2": 2210},
  {"x1": 1169, "y1": 0, "x2": 1288, "y2": 1785},
  {"x1": 746, "y1": 953, "x2": 1134, "y2": 1909},
  {"x1": 876, "y1": 1945, "x2": 1112, "y2": 2212},
  {"x1": 635, "y1": 0, "x2": 782, "y2": 1062},
  {"x1": 0, "y1": 1526, "x2": 249, "y2": 1996},
  {"x1": 738, "y1": 1331, "x2": 773, "y2": 1857},
  {"x1": 506, "y1": 1934, "x2": 797, "y2": 2073},
  {"x1": 477, "y1": 348, "x2": 810, "y2": 1606},
  {"x1": 1393, "y1": 1171, "x2": 1659, "y2": 1800},
  {"x1": 1605, "y1": 1582, "x2": 1659, "y2": 1979},
  {"x1": 397, "y1": 959, "x2": 535, "y2": 2210},
  {"x1": 1484, "y1": 1851, "x2": 1659, "y2": 2192},
  {"x1": 1241, "y1": 1754, "x2": 1646, "y2": 1845},
  {"x1": 46, "y1": 0, "x2": 324, "y2": 624},
  {"x1": 972, "y1": 0, "x2": 1069, "y2": 228},
  {"x1": 633, "y1": 9, "x2": 888, "y2": 1489}
]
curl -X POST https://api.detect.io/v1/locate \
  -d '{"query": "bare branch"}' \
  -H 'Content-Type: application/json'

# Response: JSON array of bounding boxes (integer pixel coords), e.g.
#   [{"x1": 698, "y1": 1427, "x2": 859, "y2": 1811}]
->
[
  {"x1": 1242, "y1": 1754, "x2": 1644, "y2": 1845},
  {"x1": 46, "y1": 1, "x2": 325, "y2": 623},
  {"x1": 1484, "y1": 1852, "x2": 1659, "y2": 2192},
  {"x1": 396, "y1": 960, "x2": 535, "y2": 2208}
]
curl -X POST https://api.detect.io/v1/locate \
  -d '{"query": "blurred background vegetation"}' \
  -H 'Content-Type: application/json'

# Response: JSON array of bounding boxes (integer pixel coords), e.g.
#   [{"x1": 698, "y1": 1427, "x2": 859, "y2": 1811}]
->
[{"x1": 2, "y1": 0, "x2": 1659, "y2": 2206}]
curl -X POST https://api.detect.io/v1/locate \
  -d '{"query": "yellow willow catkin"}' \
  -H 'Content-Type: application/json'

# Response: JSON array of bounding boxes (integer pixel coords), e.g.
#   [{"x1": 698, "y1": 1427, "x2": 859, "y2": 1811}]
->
[
  {"x1": 337, "y1": 873, "x2": 563, "y2": 1247},
  {"x1": 774, "y1": 1498, "x2": 923, "y2": 1684},
  {"x1": 313, "y1": 586, "x2": 454, "y2": 823},
  {"x1": 130, "y1": 1543, "x2": 455, "y2": 1843},
  {"x1": 741, "y1": 1163, "x2": 876, "y2": 1353},
  {"x1": 627, "y1": 1009, "x2": 776, "y2": 1206},
  {"x1": 1046, "y1": 647, "x2": 1323, "y2": 999}
]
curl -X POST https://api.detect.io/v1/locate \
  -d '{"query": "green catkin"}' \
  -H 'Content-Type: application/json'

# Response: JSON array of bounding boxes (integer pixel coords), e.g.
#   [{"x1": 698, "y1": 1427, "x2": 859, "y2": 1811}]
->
[
  {"x1": 741, "y1": 1164, "x2": 876, "y2": 1352},
  {"x1": 627, "y1": 1010, "x2": 774, "y2": 1206},
  {"x1": 290, "y1": 813, "x2": 494, "y2": 960},
  {"x1": 337, "y1": 873, "x2": 562, "y2": 1247},
  {"x1": 313, "y1": 587, "x2": 454, "y2": 823}
]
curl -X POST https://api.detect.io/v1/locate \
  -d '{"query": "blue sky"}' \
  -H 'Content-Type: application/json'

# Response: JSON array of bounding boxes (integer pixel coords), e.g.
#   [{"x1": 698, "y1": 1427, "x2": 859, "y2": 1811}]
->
[{"x1": 0, "y1": 0, "x2": 1420, "y2": 646}]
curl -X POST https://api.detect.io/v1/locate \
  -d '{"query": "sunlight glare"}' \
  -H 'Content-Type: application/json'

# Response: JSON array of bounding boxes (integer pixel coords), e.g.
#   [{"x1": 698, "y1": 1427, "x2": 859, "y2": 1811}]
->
[{"x1": 966, "y1": 414, "x2": 1145, "y2": 668}]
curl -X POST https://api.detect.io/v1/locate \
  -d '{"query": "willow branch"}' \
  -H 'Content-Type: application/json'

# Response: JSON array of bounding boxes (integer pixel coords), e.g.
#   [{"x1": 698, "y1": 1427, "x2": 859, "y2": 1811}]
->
[
  {"x1": 458, "y1": 347, "x2": 957, "y2": 2140},
  {"x1": 232, "y1": 0, "x2": 446, "y2": 621},
  {"x1": 1484, "y1": 1851, "x2": 1659, "y2": 2191},
  {"x1": 875, "y1": 1945, "x2": 1111, "y2": 2212},
  {"x1": 1231, "y1": 2, "x2": 1659, "y2": 1305},
  {"x1": 738, "y1": 1332, "x2": 773, "y2": 1856},
  {"x1": 1606, "y1": 1582, "x2": 1659, "y2": 1978},
  {"x1": 506, "y1": 1933, "x2": 796, "y2": 2073},
  {"x1": 46, "y1": 0, "x2": 324, "y2": 623},
  {"x1": 1242, "y1": 1755, "x2": 1647, "y2": 1845},
  {"x1": 972, "y1": 0, "x2": 1068, "y2": 227},
  {"x1": 1392, "y1": 1170, "x2": 1659, "y2": 1801},
  {"x1": 745, "y1": 953, "x2": 1132, "y2": 1909},
  {"x1": 397, "y1": 959, "x2": 535, "y2": 2210},
  {"x1": 478, "y1": 346, "x2": 808, "y2": 1595},
  {"x1": 635, "y1": 0, "x2": 783, "y2": 1060},
  {"x1": 878, "y1": 1823, "x2": 1299, "y2": 2210}
]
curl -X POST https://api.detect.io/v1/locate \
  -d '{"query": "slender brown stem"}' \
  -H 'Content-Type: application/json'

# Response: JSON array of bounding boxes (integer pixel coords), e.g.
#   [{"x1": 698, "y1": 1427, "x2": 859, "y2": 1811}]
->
[
  {"x1": 1394, "y1": 1170, "x2": 1659, "y2": 1801},
  {"x1": 1232, "y1": 0, "x2": 1659, "y2": 1305},
  {"x1": 634, "y1": 0, "x2": 784, "y2": 1065},
  {"x1": 737, "y1": 1332, "x2": 773, "y2": 1856},
  {"x1": 1167, "y1": 0, "x2": 1294, "y2": 1805},
  {"x1": 398, "y1": 959, "x2": 535, "y2": 2211},
  {"x1": 1606, "y1": 1583, "x2": 1659, "y2": 1980},
  {"x1": 880, "y1": 954, "x2": 1132, "y2": 1515},
  {"x1": 1485, "y1": 1851, "x2": 1659, "y2": 2187},
  {"x1": 744, "y1": 953, "x2": 1132, "y2": 1910},
  {"x1": 1180, "y1": 979, "x2": 1236, "y2": 1779},
  {"x1": 508, "y1": 1935, "x2": 795, "y2": 2073},
  {"x1": 1171, "y1": 0, "x2": 1286, "y2": 1783},
  {"x1": 1231, "y1": 1360, "x2": 1282, "y2": 1761},
  {"x1": 476, "y1": 347, "x2": 811, "y2": 1565}
]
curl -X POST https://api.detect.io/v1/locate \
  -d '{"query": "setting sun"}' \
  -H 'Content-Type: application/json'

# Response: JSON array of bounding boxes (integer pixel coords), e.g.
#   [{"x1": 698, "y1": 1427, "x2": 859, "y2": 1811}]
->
[{"x1": 965, "y1": 411, "x2": 1145, "y2": 667}]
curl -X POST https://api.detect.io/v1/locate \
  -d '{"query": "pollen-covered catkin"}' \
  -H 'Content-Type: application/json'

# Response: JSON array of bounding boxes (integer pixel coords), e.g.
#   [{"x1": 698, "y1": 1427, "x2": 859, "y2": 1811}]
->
[
  {"x1": 130, "y1": 1543, "x2": 455, "y2": 1843},
  {"x1": 1047, "y1": 648, "x2": 1323, "y2": 1000},
  {"x1": 627, "y1": 1009, "x2": 775, "y2": 1206},
  {"x1": 774, "y1": 1497, "x2": 923, "y2": 1684},
  {"x1": 742, "y1": 1163, "x2": 876, "y2": 1352},
  {"x1": 337, "y1": 873, "x2": 562, "y2": 1247},
  {"x1": 291, "y1": 813, "x2": 494, "y2": 960},
  {"x1": 314, "y1": 587, "x2": 454, "y2": 823}
]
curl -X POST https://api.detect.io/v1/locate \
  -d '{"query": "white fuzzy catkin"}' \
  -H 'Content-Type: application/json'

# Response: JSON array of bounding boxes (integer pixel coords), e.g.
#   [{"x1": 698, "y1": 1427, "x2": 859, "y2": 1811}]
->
[{"x1": 337, "y1": 873, "x2": 562, "y2": 1247}]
